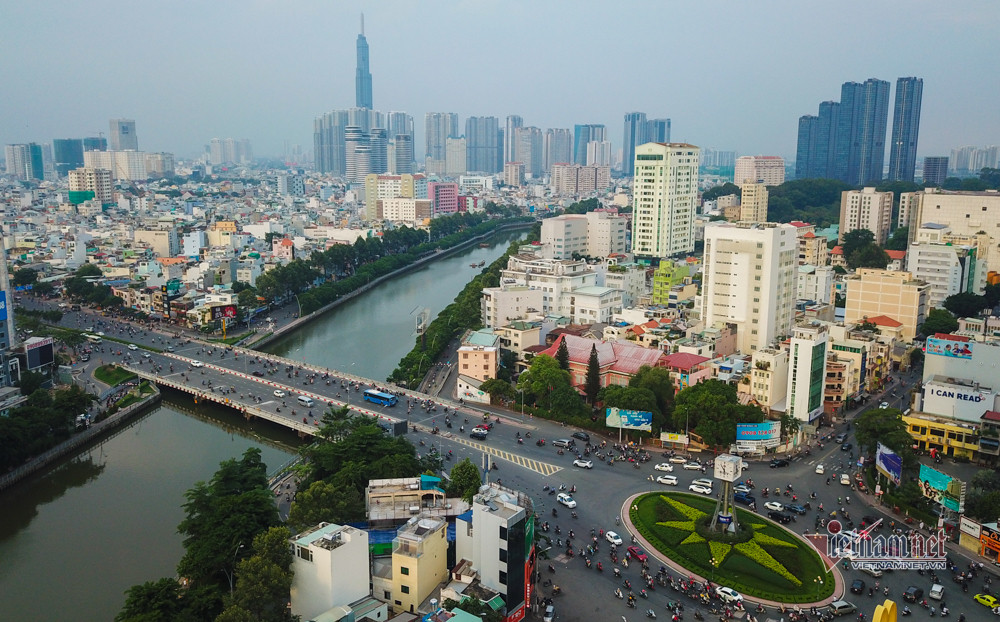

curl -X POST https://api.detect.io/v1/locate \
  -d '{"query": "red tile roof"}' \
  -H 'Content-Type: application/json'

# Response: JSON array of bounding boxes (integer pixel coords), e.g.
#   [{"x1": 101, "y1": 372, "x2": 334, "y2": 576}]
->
[
  {"x1": 803, "y1": 231, "x2": 816, "y2": 238},
  {"x1": 538, "y1": 334, "x2": 665, "y2": 375},
  {"x1": 866, "y1": 315, "x2": 902, "y2": 328},
  {"x1": 982, "y1": 410, "x2": 1000, "y2": 422},
  {"x1": 885, "y1": 250, "x2": 906, "y2": 260},
  {"x1": 830, "y1": 245, "x2": 843, "y2": 256},
  {"x1": 662, "y1": 352, "x2": 711, "y2": 371},
  {"x1": 935, "y1": 333, "x2": 969, "y2": 342},
  {"x1": 789, "y1": 221, "x2": 813, "y2": 228}
]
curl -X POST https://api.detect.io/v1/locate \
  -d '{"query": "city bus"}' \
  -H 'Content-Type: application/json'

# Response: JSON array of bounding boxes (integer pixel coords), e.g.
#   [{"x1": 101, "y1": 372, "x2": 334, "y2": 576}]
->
[
  {"x1": 85, "y1": 334, "x2": 103, "y2": 344},
  {"x1": 363, "y1": 389, "x2": 398, "y2": 407}
]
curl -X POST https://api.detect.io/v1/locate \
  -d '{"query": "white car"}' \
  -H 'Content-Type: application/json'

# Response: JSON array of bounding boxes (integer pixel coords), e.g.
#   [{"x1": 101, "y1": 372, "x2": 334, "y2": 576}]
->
[
  {"x1": 127, "y1": 344, "x2": 138, "y2": 351},
  {"x1": 273, "y1": 389, "x2": 287, "y2": 398},
  {"x1": 840, "y1": 474, "x2": 851, "y2": 485},
  {"x1": 654, "y1": 463, "x2": 675, "y2": 472},
  {"x1": 716, "y1": 587, "x2": 743, "y2": 604},
  {"x1": 573, "y1": 459, "x2": 593, "y2": 469},
  {"x1": 764, "y1": 501, "x2": 785, "y2": 512},
  {"x1": 815, "y1": 464, "x2": 825, "y2": 474},
  {"x1": 668, "y1": 456, "x2": 688, "y2": 464},
  {"x1": 879, "y1": 402, "x2": 889, "y2": 409},
  {"x1": 190, "y1": 360, "x2": 204, "y2": 368},
  {"x1": 689, "y1": 484, "x2": 712, "y2": 495},
  {"x1": 734, "y1": 484, "x2": 751, "y2": 494},
  {"x1": 683, "y1": 462, "x2": 702, "y2": 470},
  {"x1": 556, "y1": 492, "x2": 577, "y2": 508},
  {"x1": 692, "y1": 478, "x2": 713, "y2": 489},
  {"x1": 656, "y1": 475, "x2": 678, "y2": 485},
  {"x1": 141, "y1": 353, "x2": 151, "y2": 359},
  {"x1": 606, "y1": 531, "x2": 623, "y2": 546}
]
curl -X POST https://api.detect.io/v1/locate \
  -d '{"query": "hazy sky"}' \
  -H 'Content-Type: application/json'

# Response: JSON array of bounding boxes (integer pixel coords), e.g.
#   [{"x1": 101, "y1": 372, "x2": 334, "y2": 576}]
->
[{"x1": 3, "y1": 0, "x2": 998, "y2": 161}]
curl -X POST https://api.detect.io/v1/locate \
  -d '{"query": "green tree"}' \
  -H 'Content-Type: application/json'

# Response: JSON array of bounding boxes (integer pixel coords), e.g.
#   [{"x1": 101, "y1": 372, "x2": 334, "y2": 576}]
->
[
  {"x1": 701, "y1": 183, "x2": 742, "y2": 202},
  {"x1": 116, "y1": 578, "x2": 185, "y2": 622},
  {"x1": 479, "y1": 378, "x2": 515, "y2": 405},
  {"x1": 629, "y1": 365, "x2": 675, "y2": 432},
  {"x1": 942, "y1": 291, "x2": 986, "y2": 319},
  {"x1": 598, "y1": 384, "x2": 659, "y2": 416},
  {"x1": 966, "y1": 491, "x2": 1000, "y2": 523},
  {"x1": 980, "y1": 167, "x2": 1000, "y2": 189},
  {"x1": 853, "y1": 408, "x2": 913, "y2": 463},
  {"x1": 885, "y1": 227, "x2": 909, "y2": 251},
  {"x1": 287, "y1": 479, "x2": 362, "y2": 529},
  {"x1": 841, "y1": 229, "x2": 875, "y2": 258},
  {"x1": 176, "y1": 448, "x2": 280, "y2": 588},
  {"x1": 984, "y1": 283, "x2": 1000, "y2": 309},
  {"x1": 856, "y1": 319, "x2": 880, "y2": 333},
  {"x1": 237, "y1": 288, "x2": 258, "y2": 309},
  {"x1": 920, "y1": 308, "x2": 958, "y2": 336},
  {"x1": 672, "y1": 380, "x2": 763, "y2": 448},
  {"x1": 214, "y1": 606, "x2": 255, "y2": 622},
  {"x1": 11, "y1": 267, "x2": 38, "y2": 287},
  {"x1": 555, "y1": 338, "x2": 570, "y2": 371},
  {"x1": 76, "y1": 263, "x2": 103, "y2": 277},
  {"x1": 446, "y1": 458, "x2": 483, "y2": 503},
  {"x1": 231, "y1": 555, "x2": 292, "y2": 621},
  {"x1": 518, "y1": 354, "x2": 578, "y2": 413},
  {"x1": 779, "y1": 413, "x2": 800, "y2": 441},
  {"x1": 847, "y1": 243, "x2": 890, "y2": 270},
  {"x1": 16, "y1": 370, "x2": 47, "y2": 395},
  {"x1": 585, "y1": 344, "x2": 601, "y2": 405}
]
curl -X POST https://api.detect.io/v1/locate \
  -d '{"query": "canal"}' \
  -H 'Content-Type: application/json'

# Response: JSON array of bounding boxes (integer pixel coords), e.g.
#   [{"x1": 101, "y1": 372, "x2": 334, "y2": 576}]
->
[{"x1": 0, "y1": 229, "x2": 525, "y2": 621}]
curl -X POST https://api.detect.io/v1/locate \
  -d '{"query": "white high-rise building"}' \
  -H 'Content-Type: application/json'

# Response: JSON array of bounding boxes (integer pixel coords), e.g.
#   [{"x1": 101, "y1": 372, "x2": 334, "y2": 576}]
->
[
  {"x1": 68, "y1": 167, "x2": 114, "y2": 206},
  {"x1": 839, "y1": 187, "x2": 893, "y2": 245},
  {"x1": 734, "y1": 155, "x2": 785, "y2": 185},
  {"x1": 543, "y1": 128, "x2": 572, "y2": 173},
  {"x1": 631, "y1": 143, "x2": 700, "y2": 258},
  {"x1": 739, "y1": 182, "x2": 768, "y2": 223},
  {"x1": 445, "y1": 137, "x2": 467, "y2": 176},
  {"x1": 786, "y1": 323, "x2": 829, "y2": 424},
  {"x1": 701, "y1": 222, "x2": 798, "y2": 354},
  {"x1": 109, "y1": 118, "x2": 138, "y2": 151},
  {"x1": 540, "y1": 212, "x2": 628, "y2": 259},
  {"x1": 586, "y1": 140, "x2": 612, "y2": 166},
  {"x1": 83, "y1": 150, "x2": 147, "y2": 180},
  {"x1": 514, "y1": 126, "x2": 543, "y2": 178}
]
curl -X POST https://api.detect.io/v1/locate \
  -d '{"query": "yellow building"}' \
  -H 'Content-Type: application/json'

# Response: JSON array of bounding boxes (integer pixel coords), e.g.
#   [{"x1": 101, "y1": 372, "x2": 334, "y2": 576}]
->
[
  {"x1": 844, "y1": 269, "x2": 929, "y2": 342},
  {"x1": 798, "y1": 231, "x2": 829, "y2": 266},
  {"x1": 739, "y1": 182, "x2": 768, "y2": 223},
  {"x1": 651, "y1": 260, "x2": 690, "y2": 304},
  {"x1": 392, "y1": 516, "x2": 449, "y2": 614},
  {"x1": 903, "y1": 413, "x2": 981, "y2": 460}
]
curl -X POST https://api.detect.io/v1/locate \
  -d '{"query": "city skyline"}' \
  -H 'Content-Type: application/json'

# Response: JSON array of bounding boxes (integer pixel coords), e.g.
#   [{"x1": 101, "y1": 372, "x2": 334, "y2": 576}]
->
[{"x1": 2, "y1": 1, "x2": 998, "y2": 160}]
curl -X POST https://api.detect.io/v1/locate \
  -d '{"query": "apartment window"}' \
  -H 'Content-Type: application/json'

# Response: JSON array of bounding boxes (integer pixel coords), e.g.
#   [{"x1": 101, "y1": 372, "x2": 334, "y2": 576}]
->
[
  {"x1": 499, "y1": 570, "x2": 508, "y2": 585},
  {"x1": 499, "y1": 548, "x2": 508, "y2": 562},
  {"x1": 401, "y1": 585, "x2": 410, "y2": 594},
  {"x1": 499, "y1": 526, "x2": 508, "y2": 540},
  {"x1": 400, "y1": 567, "x2": 409, "y2": 575}
]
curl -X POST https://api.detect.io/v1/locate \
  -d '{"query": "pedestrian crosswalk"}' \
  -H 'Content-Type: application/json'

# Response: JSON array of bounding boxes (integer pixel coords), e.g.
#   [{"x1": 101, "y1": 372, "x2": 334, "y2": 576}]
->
[{"x1": 450, "y1": 436, "x2": 563, "y2": 476}]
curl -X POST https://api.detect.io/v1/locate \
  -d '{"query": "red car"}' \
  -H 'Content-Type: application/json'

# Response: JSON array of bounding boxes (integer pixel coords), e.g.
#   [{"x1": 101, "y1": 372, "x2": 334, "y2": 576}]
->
[{"x1": 626, "y1": 546, "x2": 647, "y2": 562}]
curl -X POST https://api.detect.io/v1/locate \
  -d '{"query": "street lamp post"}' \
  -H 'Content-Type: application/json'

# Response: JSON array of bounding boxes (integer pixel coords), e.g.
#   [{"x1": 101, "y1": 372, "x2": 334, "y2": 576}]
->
[
  {"x1": 517, "y1": 388, "x2": 525, "y2": 422},
  {"x1": 224, "y1": 541, "x2": 245, "y2": 598}
]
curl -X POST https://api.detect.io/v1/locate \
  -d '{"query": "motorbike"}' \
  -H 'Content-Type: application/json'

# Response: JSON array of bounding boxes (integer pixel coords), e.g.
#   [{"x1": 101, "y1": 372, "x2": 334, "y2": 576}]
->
[
  {"x1": 647, "y1": 609, "x2": 657, "y2": 619},
  {"x1": 615, "y1": 588, "x2": 624, "y2": 600},
  {"x1": 693, "y1": 612, "x2": 704, "y2": 621},
  {"x1": 597, "y1": 562, "x2": 603, "y2": 572},
  {"x1": 537, "y1": 439, "x2": 546, "y2": 446},
  {"x1": 900, "y1": 607, "x2": 911, "y2": 617}
]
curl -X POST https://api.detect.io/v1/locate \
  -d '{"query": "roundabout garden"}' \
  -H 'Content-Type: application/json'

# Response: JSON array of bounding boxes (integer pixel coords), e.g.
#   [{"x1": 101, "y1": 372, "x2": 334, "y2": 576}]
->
[{"x1": 630, "y1": 491, "x2": 835, "y2": 604}]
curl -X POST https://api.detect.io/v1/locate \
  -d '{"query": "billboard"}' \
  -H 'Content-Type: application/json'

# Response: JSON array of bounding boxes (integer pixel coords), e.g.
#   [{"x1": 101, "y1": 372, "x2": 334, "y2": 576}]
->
[
  {"x1": 918, "y1": 464, "x2": 965, "y2": 512},
  {"x1": 25, "y1": 337, "x2": 55, "y2": 370},
  {"x1": 921, "y1": 380, "x2": 996, "y2": 423},
  {"x1": 736, "y1": 421, "x2": 781, "y2": 442},
  {"x1": 605, "y1": 407, "x2": 653, "y2": 432},
  {"x1": 0, "y1": 290, "x2": 6, "y2": 321},
  {"x1": 660, "y1": 432, "x2": 689, "y2": 444},
  {"x1": 875, "y1": 443, "x2": 902, "y2": 485},
  {"x1": 925, "y1": 337, "x2": 973, "y2": 359},
  {"x1": 210, "y1": 305, "x2": 237, "y2": 320}
]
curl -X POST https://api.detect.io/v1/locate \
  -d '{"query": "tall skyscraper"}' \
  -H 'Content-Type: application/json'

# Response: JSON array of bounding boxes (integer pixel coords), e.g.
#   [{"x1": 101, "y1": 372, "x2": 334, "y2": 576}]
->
[
  {"x1": 514, "y1": 126, "x2": 543, "y2": 178},
  {"x1": 345, "y1": 126, "x2": 370, "y2": 182},
  {"x1": 504, "y1": 115, "x2": 523, "y2": 165},
  {"x1": 393, "y1": 135, "x2": 413, "y2": 174},
  {"x1": 795, "y1": 101, "x2": 840, "y2": 180},
  {"x1": 83, "y1": 136, "x2": 107, "y2": 151},
  {"x1": 52, "y1": 139, "x2": 85, "y2": 177},
  {"x1": 465, "y1": 116, "x2": 500, "y2": 174},
  {"x1": 631, "y1": 142, "x2": 700, "y2": 258},
  {"x1": 922, "y1": 156, "x2": 948, "y2": 186},
  {"x1": 622, "y1": 112, "x2": 648, "y2": 177},
  {"x1": 425, "y1": 112, "x2": 458, "y2": 161},
  {"x1": 314, "y1": 110, "x2": 348, "y2": 175},
  {"x1": 4, "y1": 143, "x2": 44, "y2": 181},
  {"x1": 646, "y1": 118, "x2": 671, "y2": 144},
  {"x1": 573, "y1": 124, "x2": 605, "y2": 165},
  {"x1": 109, "y1": 118, "x2": 138, "y2": 151},
  {"x1": 369, "y1": 128, "x2": 388, "y2": 174},
  {"x1": 355, "y1": 14, "x2": 373, "y2": 109},
  {"x1": 888, "y1": 77, "x2": 923, "y2": 182},
  {"x1": 543, "y1": 128, "x2": 572, "y2": 173},
  {"x1": 835, "y1": 79, "x2": 890, "y2": 185}
]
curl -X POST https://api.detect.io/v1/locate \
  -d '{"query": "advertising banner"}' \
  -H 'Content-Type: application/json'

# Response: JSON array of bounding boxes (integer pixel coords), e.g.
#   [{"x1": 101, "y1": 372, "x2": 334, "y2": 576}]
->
[
  {"x1": 875, "y1": 443, "x2": 902, "y2": 485},
  {"x1": 736, "y1": 421, "x2": 780, "y2": 442},
  {"x1": 660, "y1": 432, "x2": 689, "y2": 444},
  {"x1": 210, "y1": 305, "x2": 237, "y2": 320},
  {"x1": 0, "y1": 291, "x2": 6, "y2": 321},
  {"x1": 960, "y1": 516, "x2": 981, "y2": 538},
  {"x1": 605, "y1": 407, "x2": 653, "y2": 432},
  {"x1": 921, "y1": 380, "x2": 995, "y2": 423},
  {"x1": 918, "y1": 464, "x2": 965, "y2": 512},
  {"x1": 925, "y1": 336, "x2": 973, "y2": 359}
]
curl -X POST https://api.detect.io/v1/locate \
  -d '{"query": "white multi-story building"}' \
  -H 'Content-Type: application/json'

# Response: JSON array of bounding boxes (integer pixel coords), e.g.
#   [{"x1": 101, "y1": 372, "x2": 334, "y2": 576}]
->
[
  {"x1": 289, "y1": 523, "x2": 370, "y2": 621},
  {"x1": 549, "y1": 163, "x2": 611, "y2": 195},
  {"x1": 748, "y1": 347, "x2": 789, "y2": 411},
  {"x1": 539, "y1": 211, "x2": 628, "y2": 259},
  {"x1": 739, "y1": 182, "x2": 768, "y2": 223},
  {"x1": 734, "y1": 155, "x2": 785, "y2": 186},
  {"x1": 797, "y1": 264, "x2": 835, "y2": 304},
  {"x1": 68, "y1": 167, "x2": 114, "y2": 206},
  {"x1": 701, "y1": 222, "x2": 798, "y2": 354},
  {"x1": 586, "y1": 140, "x2": 612, "y2": 166},
  {"x1": 600, "y1": 263, "x2": 646, "y2": 308},
  {"x1": 631, "y1": 142, "x2": 700, "y2": 258},
  {"x1": 83, "y1": 150, "x2": 147, "y2": 181},
  {"x1": 901, "y1": 188, "x2": 1000, "y2": 268},
  {"x1": 499, "y1": 253, "x2": 600, "y2": 317},
  {"x1": 134, "y1": 227, "x2": 179, "y2": 257},
  {"x1": 379, "y1": 198, "x2": 432, "y2": 222},
  {"x1": 906, "y1": 242, "x2": 981, "y2": 308},
  {"x1": 786, "y1": 322, "x2": 829, "y2": 424},
  {"x1": 445, "y1": 137, "x2": 467, "y2": 176},
  {"x1": 839, "y1": 187, "x2": 893, "y2": 245},
  {"x1": 481, "y1": 285, "x2": 544, "y2": 328}
]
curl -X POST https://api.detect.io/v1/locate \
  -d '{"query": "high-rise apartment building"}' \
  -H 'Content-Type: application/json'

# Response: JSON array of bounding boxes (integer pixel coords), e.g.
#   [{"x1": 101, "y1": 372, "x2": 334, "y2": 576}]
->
[
  {"x1": 364, "y1": 173, "x2": 427, "y2": 221},
  {"x1": 739, "y1": 183, "x2": 769, "y2": 223},
  {"x1": 887, "y1": 77, "x2": 923, "y2": 182},
  {"x1": 844, "y1": 269, "x2": 929, "y2": 341},
  {"x1": 543, "y1": 128, "x2": 572, "y2": 173},
  {"x1": 646, "y1": 118, "x2": 671, "y2": 144},
  {"x1": 513, "y1": 126, "x2": 543, "y2": 178},
  {"x1": 82, "y1": 136, "x2": 107, "y2": 151},
  {"x1": 109, "y1": 118, "x2": 138, "y2": 151},
  {"x1": 922, "y1": 157, "x2": 948, "y2": 186},
  {"x1": 622, "y1": 112, "x2": 648, "y2": 177},
  {"x1": 504, "y1": 162, "x2": 525, "y2": 187},
  {"x1": 503, "y1": 115, "x2": 523, "y2": 165},
  {"x1": 836, "y1": 79, "x2": 890, "y2": 185},
  {"x1": 369, "y1": 128, "x2": 388, "y2": 174},
  {"x1": 586, "y1": 141, "x2": 612, "y2": 167},
  {"x1": 68, "y1": 167, "x2": 114, "y2": 206},
  {"x1": 701, "y1": 222, "x2": 798, "y2": 354},
  {"x1": 796, "y1": 101, "x2": 839, "y2": 180},
  {"x1": 631, "y1": 143, "x2": 700, "y2": 258},
  {"x1": 573, "y1": 124, "x2": 605, "y2": 166},
  {"x1": 949, "y1": 145, "x2": 999, "y2": 175},
  {"x1": 838, "y1": 187, "x2": 893, "y2": 245},
  {"x1": 84, "y1": 150, "x2": 147, "y2": 181},
  {"x1": 209, "y1": 138, "x2": 252, "y2": 165},
  {"x1": 445, "y1": 137, "x2": 466, "y2": 176},
  {"x1": 549, "y1": 164, "x2": 611, "y2": 195},
  {"x1": 52, "y1": 139, "x2": 85, "y2": 177},
  {"x1": 427, "y1": 181, "x2": 459, "y2": 215},
  {"x1": 355, "y1": 16, "x2": 372, "y2": 109},
  {"x1": 734, "y1": 156, "x2": 785, "y2": 185},
  {"x1": 393, "y1": 134, "x2": 413, "y2": 174},
  {"x1": 424, "y1": 112, "x2": 458, "y2": 161},
  {"x1": 465, "y1": 116, "x2": 500, "y2": 174},
  {"x1": 4, "y1": 143, "x2": 44, "y2": 181}
]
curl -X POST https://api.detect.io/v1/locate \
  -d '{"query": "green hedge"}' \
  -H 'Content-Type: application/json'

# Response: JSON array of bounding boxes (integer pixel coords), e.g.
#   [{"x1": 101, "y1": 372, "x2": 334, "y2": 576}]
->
[{"x1": 630, "y1": 492, "x2": 834, "y2": 603}]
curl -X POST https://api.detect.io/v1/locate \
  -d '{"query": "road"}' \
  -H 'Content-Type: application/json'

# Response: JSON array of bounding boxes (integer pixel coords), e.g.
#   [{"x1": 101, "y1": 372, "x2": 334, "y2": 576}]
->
[{"x1": 18, "y1": 298, "x2": 1000, "y2": 621}]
